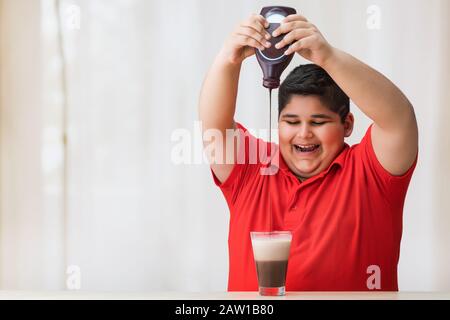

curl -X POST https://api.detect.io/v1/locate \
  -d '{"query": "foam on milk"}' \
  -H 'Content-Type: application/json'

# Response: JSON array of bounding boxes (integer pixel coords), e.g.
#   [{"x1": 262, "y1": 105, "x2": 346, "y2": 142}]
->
[{"x1": 251, "y1": 237, "x2": 291, "y2": 261}]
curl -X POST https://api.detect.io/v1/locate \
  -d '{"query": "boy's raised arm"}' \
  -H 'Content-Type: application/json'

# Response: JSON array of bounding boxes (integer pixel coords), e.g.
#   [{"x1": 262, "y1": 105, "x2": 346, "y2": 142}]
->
[
  {"x1": 198, "y1": 14, "x2": 271, "y2": 183},
  {"x1": 322, "y1": 49, "x2": 418, "y2": 176},
  {"x1": 274, "y1": 14, "x2": 418, "y2": 176}
]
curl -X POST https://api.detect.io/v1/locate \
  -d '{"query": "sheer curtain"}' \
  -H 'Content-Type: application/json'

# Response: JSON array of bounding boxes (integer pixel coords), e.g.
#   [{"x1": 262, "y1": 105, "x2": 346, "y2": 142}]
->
[{"x1": 1, "y1": 0, "x2": 449, "y2": 292}]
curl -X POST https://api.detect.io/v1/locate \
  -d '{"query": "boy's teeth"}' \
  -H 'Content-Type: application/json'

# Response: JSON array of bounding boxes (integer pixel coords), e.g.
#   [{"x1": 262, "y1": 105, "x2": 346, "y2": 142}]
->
[{"x1": 294, "y1": 144, "x2": 319, "y2": 152}]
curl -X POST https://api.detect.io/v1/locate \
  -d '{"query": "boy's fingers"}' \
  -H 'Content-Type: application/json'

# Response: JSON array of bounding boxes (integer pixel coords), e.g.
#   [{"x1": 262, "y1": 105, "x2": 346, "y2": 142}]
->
[
  {"x1": 249, "y1": 14, "x2": 269, "y2": 29},
  {"x1": 236, "y1": 35, "x2": 263, "y2": 50},
  {"x1": 236, "y1": 33, "x2": 270, "y2": 50},
  {"x1": 275, "y1": 28, "x2": 314, "y2": 49},
  {"x1": 239, "y1": 25, "x2": 264, "y2": 43},
  {"x1": 251, "y1": 13, "x2": 270, "y2": 28},
  {"x1": 241, "y1": 21, "x2": 264, "y2": 34},
  {"x1": 241, "y1": 22, "x2": 271, "y2": 40},
  {"x1": 282, "y1": 13, "x2": 308, "y2": 23},
  {"x1": 272, "y1": 21, "x2": 311, "y2": 37},
  {"x1": 284, "y1": 35, "x2": 316, "y2": 55}
]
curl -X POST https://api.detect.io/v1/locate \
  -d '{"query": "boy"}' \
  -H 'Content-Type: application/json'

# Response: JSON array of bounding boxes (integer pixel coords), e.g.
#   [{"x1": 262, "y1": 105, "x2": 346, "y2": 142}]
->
[{"x1": 198, "y1": 13, "x2": 418, "y2": 291}]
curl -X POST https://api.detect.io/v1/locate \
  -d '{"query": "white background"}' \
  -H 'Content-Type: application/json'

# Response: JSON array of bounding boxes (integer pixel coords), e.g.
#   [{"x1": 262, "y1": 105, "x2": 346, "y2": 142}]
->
[{"x1": 0, "y1": 0, "x2": 449, "y2": 292}]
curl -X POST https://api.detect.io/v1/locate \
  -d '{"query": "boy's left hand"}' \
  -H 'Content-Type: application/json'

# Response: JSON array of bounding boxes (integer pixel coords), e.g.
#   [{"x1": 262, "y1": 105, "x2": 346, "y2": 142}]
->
[{"x1": 272, "y1": 14, "x2": 335, "y2": 67}]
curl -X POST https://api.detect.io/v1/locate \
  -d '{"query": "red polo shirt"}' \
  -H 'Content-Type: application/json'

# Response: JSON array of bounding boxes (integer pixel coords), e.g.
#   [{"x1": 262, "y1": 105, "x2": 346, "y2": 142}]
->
[{"x1": 211, "y1": 123, "x2": 417, "y2": 291}]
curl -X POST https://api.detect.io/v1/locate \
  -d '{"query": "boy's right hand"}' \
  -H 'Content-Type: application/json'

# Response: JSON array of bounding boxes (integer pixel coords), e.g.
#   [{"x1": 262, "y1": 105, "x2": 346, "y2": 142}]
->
[{"x1": 219, "y1": 14, "x2": 272, "y2": 65}]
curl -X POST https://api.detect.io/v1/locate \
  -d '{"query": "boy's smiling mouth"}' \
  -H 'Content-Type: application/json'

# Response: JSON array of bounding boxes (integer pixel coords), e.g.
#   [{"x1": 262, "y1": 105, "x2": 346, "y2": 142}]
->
[{"x1": 293, "y1": 144, "x2": 321, "y2": 154}]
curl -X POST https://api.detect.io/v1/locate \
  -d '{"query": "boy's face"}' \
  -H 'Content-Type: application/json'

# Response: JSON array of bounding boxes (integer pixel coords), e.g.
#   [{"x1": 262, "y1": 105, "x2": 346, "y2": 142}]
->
[{"x1": 278, "y1": 95, "x2": 353, "y2": 181}]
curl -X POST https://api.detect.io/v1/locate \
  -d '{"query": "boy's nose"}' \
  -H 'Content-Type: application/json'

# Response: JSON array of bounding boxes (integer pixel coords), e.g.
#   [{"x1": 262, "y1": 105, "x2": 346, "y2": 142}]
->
[{"x1": 296, "y1": 124, "x2": 314, "y2": 139}]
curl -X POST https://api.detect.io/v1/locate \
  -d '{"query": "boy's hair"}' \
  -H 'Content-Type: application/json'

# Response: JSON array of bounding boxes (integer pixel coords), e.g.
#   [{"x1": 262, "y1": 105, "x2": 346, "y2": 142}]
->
[{"x1": 278, "y1": 64, "x2": 350, "y2": 123}]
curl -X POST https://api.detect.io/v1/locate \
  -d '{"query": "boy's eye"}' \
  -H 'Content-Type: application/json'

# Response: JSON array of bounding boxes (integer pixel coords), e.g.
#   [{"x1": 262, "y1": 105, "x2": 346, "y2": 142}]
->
[{"x1": 284, "y1": 120, "x2": 328, "y2": 126}]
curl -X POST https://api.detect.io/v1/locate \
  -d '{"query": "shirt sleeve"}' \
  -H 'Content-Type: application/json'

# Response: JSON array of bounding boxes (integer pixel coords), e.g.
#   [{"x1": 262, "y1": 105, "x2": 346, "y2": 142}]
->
[
  {"x1": 210, "y1": 122, "x2": 270, "y2": 207},
  {"x1": 356, "y1": 124, "x2": 418, "y2": 208}
]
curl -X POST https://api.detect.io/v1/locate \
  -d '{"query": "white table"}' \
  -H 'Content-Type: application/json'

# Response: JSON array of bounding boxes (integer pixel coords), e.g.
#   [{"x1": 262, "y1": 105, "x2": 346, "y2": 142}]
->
[{"x1": 0, "y1": 291, "x2": 449, "y2": 300}]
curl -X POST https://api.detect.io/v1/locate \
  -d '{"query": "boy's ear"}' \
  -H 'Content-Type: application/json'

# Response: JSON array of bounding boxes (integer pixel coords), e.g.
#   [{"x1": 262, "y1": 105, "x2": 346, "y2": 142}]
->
[{"x1": 344, "y1": 113, "x2": 354, "y2": 138}]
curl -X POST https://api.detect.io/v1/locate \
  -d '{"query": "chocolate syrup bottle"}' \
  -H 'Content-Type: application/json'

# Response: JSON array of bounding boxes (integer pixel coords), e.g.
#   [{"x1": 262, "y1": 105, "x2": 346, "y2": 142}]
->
[{"x1": 256, "y1": 6, "x2": 297, "y2": 89}]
